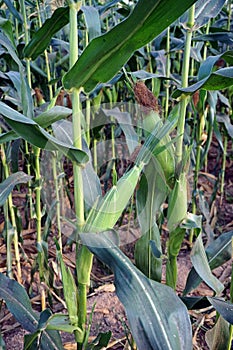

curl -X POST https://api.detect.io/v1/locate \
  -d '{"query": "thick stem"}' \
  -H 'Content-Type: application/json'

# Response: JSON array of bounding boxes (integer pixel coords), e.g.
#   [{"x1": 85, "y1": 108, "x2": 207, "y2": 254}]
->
[
  {"x1": 175, "y1": 5, "x2": 195, "y2": 165},
  {"x1": 165, "y1": 26, "x2": 170, "y2": 119},
  {"x1": 69, "y1": 2, "x2": 93, "y2": 345}
]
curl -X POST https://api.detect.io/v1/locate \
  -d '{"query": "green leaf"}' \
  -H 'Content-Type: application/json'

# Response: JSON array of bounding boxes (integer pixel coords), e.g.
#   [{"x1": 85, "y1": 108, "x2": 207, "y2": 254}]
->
[
  {"x1": 167, "y1": 172, "x2": 187, "y2": 232},
  {"x1": 57, "y1": 251, "x2": 79, "y2": 326},
  {"x1": 190, "y1": 234, "x2": 224, "y2": 295},
  {"x1": 24, "y1": 332, "x2": 40, "y2": 350},
  {"x1": 63, "y1": 0, "x2": 198, "y2": 92},
  {"x1": 80, "y1": 231, "x2": 192, "y2": 350},
  {"x1": 183, "y1": 230, "x2": 233, "y2": 295},
  {"x1": 173, "y1": 67, "x2": 233, "y2": 98},
  {"x1": 52, "y1": 120, "x2": 101, "y2": 208},
  {"x1": 0, "y1": 17, "x2": 15, "y2": 46},
  {"x1": 86, "y1": 331, "x2": 111, "y2": 350},
  {"x1": 24, "y1": 7, "x2": 70, "y2": 60},
  {"x1": 6, "y1": 70, "x2": 34, "y2": 119},
  {"x1": 207, "y1": 297, "x2": 233, "y2": 325},
  {"x1": 0, "y1": 172, "x2": 32, "y2": 206},
  {"x1": 180, "y1": 296, "x2": 210, "y2": 310},
  {"x1": 0, "y1": 273, "x2": 63, "y2": 350},
  {"x1": 205, "y1": 315, "x2": 230, "y2": 350},
  {"x1": 193, "y1": 32, "x2": 233, "y2": 46},
  {"x1": 0, "y1": 131, "x2": 18, "y2": 144},
  {"x1": 135, "y1": 161, "x2": 167, "y2": 281},
  {"x1": 38, "y1": 309, "x2": 53, "y2": 330},
  {"x1": 197, "y1": 51, "x2": 233, "y2": 80},
  {"x1": 0, "y1": 102, "x2": 88, "y2": 165},
  {"x1": 166, "y1": 228, "x2": 186, "y2": 289},
  {"x1": 173, "y1": 51, "x2": 233, "y2": 98},
  {"x1": 46, "y1": 314, "x2": 83, "y2": 334},
  {"x1": 217, "y1": 114, "x2": 233, "y2": 138},
  {"x1": 2, "y1": 0, "x2": 22, "y2": 22},
  {"x1": 102, "y1": 107, "x2": 139, "y2": 154},
  {"x1": 0, "y1": 32, "x2": 21, "y2": 66},
  {"x1": 181, "y1": 0, "x2": 226, "y2": 29},
  {"x1": 84, "y1": 163, "x2": 143, "y2": 232},
  {"x1": 0, "y1": 332, "x2": 6, "y2": 349},
  {"x1": 34, "y1": 106, "x2": 72, "y2": 129}
]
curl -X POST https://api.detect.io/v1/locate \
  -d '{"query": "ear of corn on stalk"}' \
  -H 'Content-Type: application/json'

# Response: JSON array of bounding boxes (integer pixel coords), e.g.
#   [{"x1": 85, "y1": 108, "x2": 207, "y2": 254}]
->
[{"x1": 134, "y1": 81, "x2": 175, "y2": 189}]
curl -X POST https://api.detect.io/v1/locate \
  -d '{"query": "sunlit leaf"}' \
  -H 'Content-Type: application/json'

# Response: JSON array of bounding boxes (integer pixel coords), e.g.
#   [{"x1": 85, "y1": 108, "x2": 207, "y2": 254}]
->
[
  {"x1": 63, "y1": 0, "x2": 198, "y2": 92},
  {"x1": 24, "y1": 7, "x2": 70, "y2": 60}
]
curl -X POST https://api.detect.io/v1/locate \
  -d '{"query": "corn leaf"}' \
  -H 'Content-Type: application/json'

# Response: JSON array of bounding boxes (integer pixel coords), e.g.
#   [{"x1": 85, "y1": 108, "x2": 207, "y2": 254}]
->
[
  {"x1": 197, "y1": 51, "x2": 233, "y2": 80},
  {"x1": 0, "y1": 102, "x2": 88, "y2": 165},
  {"x1": 52, "y1": 119, "x2": 102, "y2": 208},
  {"x1": 0, "y1": 131, "x2": 18, "y2": 143},
  {"x1": 0, "y1": 273, "x2": 63, "y2": 350},
  {"x1": 46, "y1": 314, "x2": 83, "y2": 333},
  {"x1": 102, "y1": 107, "x2": 139, "y2": 155},
  {"x1": 184, "y1": 230, "x2": 233, "y2": 295},
  {"x1": 0, "y1": 106, "x2": 73, "y2": 144},
  {"x1": 135, "y1": 161, "x2": 167, "y2": 281},
  {"x1": 167, "y1": 172, "x2": 187, "y2": 232},
  {"x1": 34, "y1": 106, "x2": 72, "y2": 128},
  {"x1": 173, "y1": 66, "x2": 233, "y2": 98},
  {"x1": 80, "y1": 231, "x2": 192, "y2": 350},
  {"x1": 173, "y1": 51, "x2": 233, "y2": 98},
  {"x1": 205, "y1": 316, "x2": 230, "y2": 350},
  {"x1": 193, "y1": 32, "x2": 233, "y2": 46},
  {"x1": 181, "y1": 0, "x2": 226, "y2": 29},
  {"x1": 2, "y1": 0, "x2": 22, "y2": 22},
  {"x1": 190, "y1": 234, "x2": 224, "y2": 295},
  {"x1": 207, "y1": 297, "x2": 233, "y2": 325},
  {"x1": 0, "y1": 17, "x2": 15, "y2": 46},
  {"x1": 24, "y1": 7, "x2": 69, "y2": 60},
  {"x1": 0, "y1": 33, "x2": 33, "y2": 118},
  {"x1": 84, "y1": 163, "x2": 143, "y2": 232},
  {"x1": 57, "y1": 252, "x2": 79, "y2": 327},
  {"x1": 81, "y1": 5, "x2": 101, "y2": 41},
  {"x1": 63, "y1": 0, "x2": 198, "y2": 92},
  {"x1": 0, "y1": 172, "x2": 32, "y2": 206}
]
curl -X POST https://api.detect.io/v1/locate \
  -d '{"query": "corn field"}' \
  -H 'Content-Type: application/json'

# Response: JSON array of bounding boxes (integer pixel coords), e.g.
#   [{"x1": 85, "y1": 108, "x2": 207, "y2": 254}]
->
[{"x1": 0, "y1": 0, "x2": 233, "y2": 349}]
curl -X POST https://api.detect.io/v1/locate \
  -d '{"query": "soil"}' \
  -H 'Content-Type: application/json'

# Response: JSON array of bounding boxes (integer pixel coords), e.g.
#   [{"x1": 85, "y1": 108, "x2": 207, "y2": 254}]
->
[{"x1": 0, "y1": 137, "x2": 232, "y2": 350}]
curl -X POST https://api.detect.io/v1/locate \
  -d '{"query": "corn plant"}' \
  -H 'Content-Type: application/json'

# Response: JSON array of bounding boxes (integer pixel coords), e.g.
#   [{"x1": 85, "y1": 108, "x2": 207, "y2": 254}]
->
[{"x1": 0, "y1": 0, "x2": 233, "y2": 349}]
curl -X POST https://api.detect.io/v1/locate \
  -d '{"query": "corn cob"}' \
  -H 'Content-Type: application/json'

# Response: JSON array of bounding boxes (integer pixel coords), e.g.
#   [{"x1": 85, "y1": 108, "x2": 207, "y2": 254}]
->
[{"x1": 134, "y1": 81, "x2": 175, "y2": 188}]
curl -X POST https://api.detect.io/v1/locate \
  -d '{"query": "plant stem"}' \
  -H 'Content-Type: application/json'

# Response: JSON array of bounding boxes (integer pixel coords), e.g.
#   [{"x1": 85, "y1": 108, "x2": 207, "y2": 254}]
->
[
  {"x1": 69, "y1": 2, "x2": 93, "y2": 345},
  {"x1": 165, "y1": 26, "x2": 170, "y2": 119},
  {"x1": 36, "y1": 0, "x2": 53, "y2": 100},
  {"x1": 69, "y1": 2, "x2": 85, "y2": 228},
  {"x1": 0, "y1": 144, "x2": 21, "y2": 282},
  {"x1": 19, "y1": 0, "x2": 34, "y2": 223},
  {"x1": 175, "y1": 5, "x2": 195, "y2": 165},
  {"x1": 220, "y1": 135, "x2": 227, "y2": 206}
]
